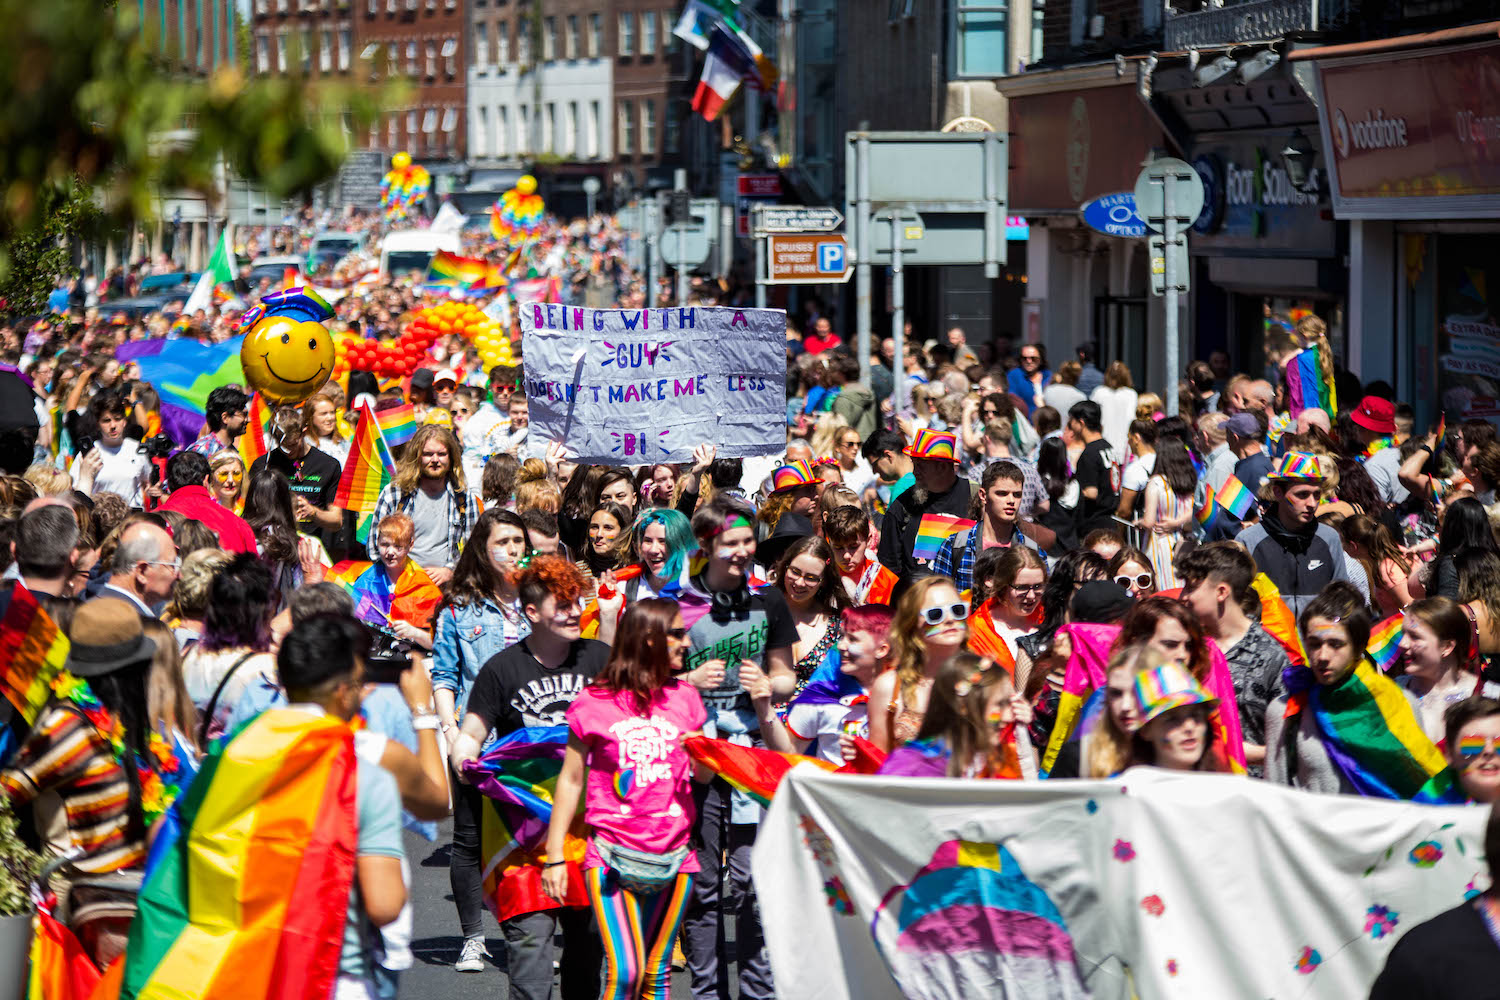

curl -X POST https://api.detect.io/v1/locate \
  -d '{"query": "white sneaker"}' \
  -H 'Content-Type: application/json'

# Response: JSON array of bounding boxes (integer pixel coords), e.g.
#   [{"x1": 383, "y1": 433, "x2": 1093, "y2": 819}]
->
[{"x1": 455, "y1": 937, "x2": 489, "y2": 973}]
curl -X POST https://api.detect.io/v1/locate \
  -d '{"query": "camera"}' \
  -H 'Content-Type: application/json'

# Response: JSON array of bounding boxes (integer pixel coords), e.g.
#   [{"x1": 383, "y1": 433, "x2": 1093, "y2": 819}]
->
[
  {"x1": 364, "y1": 622, "x2": 414, "y2": 685},
  {"x1": 74, "y1": 434, "x2": 95, "y2": 455},
  {"x1": 142, "y1": 435, "x2": 174, "y2": 460}
]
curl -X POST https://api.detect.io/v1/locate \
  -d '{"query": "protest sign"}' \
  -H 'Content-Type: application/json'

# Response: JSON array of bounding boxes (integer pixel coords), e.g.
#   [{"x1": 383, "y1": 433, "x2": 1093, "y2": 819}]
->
[
  {"x1": 754, "y1": 766, "x2": 1489, "y2": 1000},
  {"x1": 521, "y1": 303, "x2": 787, "y2": 464}
]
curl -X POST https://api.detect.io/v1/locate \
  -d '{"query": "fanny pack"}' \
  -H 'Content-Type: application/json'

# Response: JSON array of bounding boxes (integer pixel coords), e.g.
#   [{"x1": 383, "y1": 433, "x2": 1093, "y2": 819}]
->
[{"x1": 595, "y1": 838, "x2": 690, "y2": 896}]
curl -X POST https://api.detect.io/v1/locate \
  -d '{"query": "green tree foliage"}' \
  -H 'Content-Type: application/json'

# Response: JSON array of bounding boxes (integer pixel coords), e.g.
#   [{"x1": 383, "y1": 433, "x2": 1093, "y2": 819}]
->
[{"x1": 0, "y1": 180, "x2": 101, "y2": 315}]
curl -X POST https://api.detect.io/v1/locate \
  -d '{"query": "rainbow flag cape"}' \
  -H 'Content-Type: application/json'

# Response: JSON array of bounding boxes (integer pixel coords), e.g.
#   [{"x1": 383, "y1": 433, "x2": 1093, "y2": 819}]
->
[
  {"x1": 0, "y1": 582, "x2": 69, "y2": 765},
  {"x1": 426, "y1": 251, "x2": 506, "y2": 295},
  {"x1": 335, "y1": 405, "x2": 396, "y2": 544},
  {"x1": 912, "y1": 513, "x2": 976, "y2": 562},
  {"x1": 1368, "y1": 613, "x2": 1404, "y2": 673},
  {"x1": 965, "y1": 600, "x2": 1019, "y2": 676},
  {"x1": 115, "y1": 338, "x2": 246, "y2": 444},
  {"x1": 1251, "y1": 572, "x2": 1305, "y2": 667},
  {"x1": 866, "y1": 564, "x2": 899, "y2": 606},
  {"x1": 120, "y1": 708, "x2": 358, "y2": 1000},
  {"x1": 683, "y1": 735, "x2": 840, "y2": 808},
  {"x1": 331, "y1": 559, "x2": 442, "y2": 630},
  {"x1": 1285, "y1": 343, "x2": 1337, "y2": 419},
  {"x1": 374, "y1": 402, "x2": 417, "y2": 447},
  {"x1": 1281, "y1": 661, "x2": 1463, "y2": 803},
  {"x1": 237, "y1": 392, "x2": 271, "y2": 470},
  {"x1": 462, "y1": 726, "x2": 590, "y2": 922},
  {"x1": 1215, "y1": 474, "x2": 1257, "y2": 520},
  {"x1": 28, "y1": 907, "x2": 103, "y2": 1000}
]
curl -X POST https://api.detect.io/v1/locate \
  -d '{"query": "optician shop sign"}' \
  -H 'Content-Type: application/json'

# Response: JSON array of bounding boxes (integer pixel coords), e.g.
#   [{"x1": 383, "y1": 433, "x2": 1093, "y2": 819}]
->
[
  {"x1": 1313, "y1": 39, "x2": 1500, "y2": 218},
  {"x1": 1187, "y1": 135, "x2": 1335, "y2": 257}
]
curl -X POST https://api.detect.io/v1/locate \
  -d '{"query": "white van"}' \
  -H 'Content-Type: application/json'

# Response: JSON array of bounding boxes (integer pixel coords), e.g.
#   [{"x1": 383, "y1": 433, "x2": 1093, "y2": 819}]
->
[{"x1": 379, "y1": 230, "x2": 462, "y2": 279}]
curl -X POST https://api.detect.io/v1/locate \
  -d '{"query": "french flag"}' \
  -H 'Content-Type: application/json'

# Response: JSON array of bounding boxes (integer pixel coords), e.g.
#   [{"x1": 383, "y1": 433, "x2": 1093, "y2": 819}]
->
[{"x1": 692, "y1": 25, "x2": 756, "y2": 121}]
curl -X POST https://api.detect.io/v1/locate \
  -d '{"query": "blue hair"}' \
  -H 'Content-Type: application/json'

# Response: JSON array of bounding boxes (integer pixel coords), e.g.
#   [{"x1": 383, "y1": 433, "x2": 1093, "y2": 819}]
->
[{"x1": 633, "y1": 507, "x2": 695, "y2": 582}]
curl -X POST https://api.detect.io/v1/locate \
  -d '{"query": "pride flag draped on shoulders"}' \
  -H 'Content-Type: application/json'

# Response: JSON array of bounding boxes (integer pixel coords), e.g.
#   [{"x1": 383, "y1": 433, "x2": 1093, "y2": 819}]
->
[
  {"x1": 327, "y1": 559, "x2": 442, "y2": 630},
  {"x1": 120, "y1": 708, "x2": 358, "y2": 1000}
]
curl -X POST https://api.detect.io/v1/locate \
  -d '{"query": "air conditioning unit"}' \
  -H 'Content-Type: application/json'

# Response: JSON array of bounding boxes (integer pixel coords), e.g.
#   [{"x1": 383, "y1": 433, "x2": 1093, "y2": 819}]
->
[{"x1": 1088, "y1": 14, "x2": 1105, "y2": 37}]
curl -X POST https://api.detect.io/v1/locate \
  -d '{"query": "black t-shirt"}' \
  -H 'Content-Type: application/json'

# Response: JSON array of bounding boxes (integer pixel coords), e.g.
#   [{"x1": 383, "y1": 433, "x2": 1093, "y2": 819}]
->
[
  {"x1": 1074, "y1": 438, "x2": 1121, "y2": 537},
  {"x1": 251, "y1": 447, "x2": 343, "y2": 549},
  {"x1": 1370, "y1": 901, "x2": 1500, "y2": 1000},
  {"x1": 466, "y1": 637, "x2": 609, "y2": 739},
  {"x1": 876, "y1": 477, "x2": 975, "y2": 588}
]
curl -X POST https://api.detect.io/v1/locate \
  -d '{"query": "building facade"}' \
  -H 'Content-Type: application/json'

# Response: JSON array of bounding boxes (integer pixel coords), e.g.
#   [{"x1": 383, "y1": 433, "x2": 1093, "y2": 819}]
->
[{"x1": 357, "y1": 0, "x2": 467, "y2": 160}]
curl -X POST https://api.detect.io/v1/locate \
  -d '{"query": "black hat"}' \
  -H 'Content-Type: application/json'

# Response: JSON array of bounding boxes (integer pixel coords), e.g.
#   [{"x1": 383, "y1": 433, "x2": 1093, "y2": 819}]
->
[
  {"x1": 409, "y1": 368, "x2": 435, "y2": 393},
  {"x1": 758, "y1": 512, "x2": 814, "y2": 571},
  {"x1": 1070, "y1": 581, "x2": 1135, "y2": 624}
]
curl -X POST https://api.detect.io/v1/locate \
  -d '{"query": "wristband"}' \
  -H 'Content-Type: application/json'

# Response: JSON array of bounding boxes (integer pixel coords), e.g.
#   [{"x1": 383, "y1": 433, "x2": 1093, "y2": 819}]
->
[
  {"x1": 542, "y1": 859, "x2": 567, "y2": 868},
  {"x1": 412, "y1": 715, "x2": 440, "y2": 731}
]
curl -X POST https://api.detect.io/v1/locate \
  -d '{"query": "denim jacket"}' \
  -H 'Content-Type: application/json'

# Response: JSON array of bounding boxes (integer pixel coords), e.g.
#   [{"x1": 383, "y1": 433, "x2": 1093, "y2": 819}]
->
[{"x1": 431, "y1": 599, "x2": 530, "y2": 718}]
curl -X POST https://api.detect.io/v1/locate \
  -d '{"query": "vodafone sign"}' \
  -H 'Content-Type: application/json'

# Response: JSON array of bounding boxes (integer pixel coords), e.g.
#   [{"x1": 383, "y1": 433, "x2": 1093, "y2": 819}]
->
[{"x1": 1315, "y1": 39, "x2": 1500, "y2": 217}]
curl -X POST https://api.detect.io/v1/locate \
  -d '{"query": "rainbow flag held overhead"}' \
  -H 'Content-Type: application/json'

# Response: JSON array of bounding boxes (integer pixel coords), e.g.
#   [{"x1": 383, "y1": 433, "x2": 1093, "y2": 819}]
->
[
  {"x1": 1368, "y1": 613, "x2": 1404, "y2": 673},
  {"x1": 1251, "y1": 573, "x2": 1304, "y2": 667},
  {"x1": 1285, "y1": 343, "x2": 1337, "y2": 420},
  {"x1": 374, "y1": 402, "x2": 417, "y2": 447},
  {"x1": 462, "y1": 726, "x2": 591, "y2": 922},
  {"x1": 684, "y1": 734, "x2": 840, "y2": 809},
  {"x1": 336, "y1": 405, "x2": 396, "y2": 544},
  {"x1": 120, "y1": 708, "x2": 358, "y2": 1000},
  {"x1": 237, "y1": 392, "x2": 271, "y2": 470},
  {"x1": 0, "y1": 582, "x2": 69, "y2": 764},
  {"x1": 425, "y1": 251, "x2": 506, "y2": 296},
  {"x1": 911, "y1": 513, "x2": 975, "y2": 562},
  {"x1": 115, "y1": 338, "x2": 246, "y2": 445},
  {"x1": 1215, "y1": 474, "x2": 1257, "y2": 520}
]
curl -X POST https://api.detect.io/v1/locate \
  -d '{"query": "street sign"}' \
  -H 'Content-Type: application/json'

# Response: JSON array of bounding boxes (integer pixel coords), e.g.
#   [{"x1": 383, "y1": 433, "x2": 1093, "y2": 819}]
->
[
  {"x1": 1079, "y1": 193, "x2": 1147, "y2": 238},
  {"x1": 1147, "y1": 234, "x2": 1189, "y2": 297},
  {"x1": 1134, "y1": 158, "x2": 1206, "y2": 230},
  {"x1": 767, "y1": 234, "x2": 852, "y2": 284},
  {"x1": 738, "y1": 175, "x2": 783, "y2": 198},
  {"x1": 754, "y1": 206, "x2": 844, "y2": 234}
]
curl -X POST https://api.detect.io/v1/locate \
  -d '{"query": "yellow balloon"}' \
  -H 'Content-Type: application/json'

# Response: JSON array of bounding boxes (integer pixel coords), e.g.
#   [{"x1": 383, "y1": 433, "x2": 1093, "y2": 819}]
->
[
  {"x1": 240, "y1": 316, "x2": 335, "y2": 405},
  {"x1": 516, "y1": 174, "x2": 538, "y2": 196},
  {"x1": 392, "y1": 151, "x2": 412, "y2": 170}
]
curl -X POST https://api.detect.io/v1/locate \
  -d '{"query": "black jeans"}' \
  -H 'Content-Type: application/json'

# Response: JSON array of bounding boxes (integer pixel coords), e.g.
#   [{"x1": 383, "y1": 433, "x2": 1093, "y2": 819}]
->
[
  {"x1": 502, "y1": 906, "x2": 602, "y2": 1000},
  {"x1": 450, "y1": 779, "x2": 488, "y2": 940}
]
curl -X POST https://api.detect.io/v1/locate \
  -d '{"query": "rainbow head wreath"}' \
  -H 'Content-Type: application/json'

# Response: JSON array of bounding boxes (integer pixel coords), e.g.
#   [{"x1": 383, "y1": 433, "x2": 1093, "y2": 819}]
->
[
  {"x1": 238, "y1": 287, "x2": 336, "y2": 405},
  {"x1": 381, "y1": 151, "x2": 431, "y2": 223}
]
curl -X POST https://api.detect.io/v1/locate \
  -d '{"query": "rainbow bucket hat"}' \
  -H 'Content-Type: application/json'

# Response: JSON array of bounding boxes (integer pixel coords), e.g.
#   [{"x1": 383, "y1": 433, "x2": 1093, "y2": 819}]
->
[
  {"x1": 1269, "y1": 451, "x2": 1327, "y2": 482},
  {"x1": 1134, "y1": 663, "x2": 1219, "y2": 727},
  {"x1": 904, "y1": 428, "x2": 959, "y2": 463},
  {"x1": 770, "y1": 459, "x2": 825, "y2": 494}
]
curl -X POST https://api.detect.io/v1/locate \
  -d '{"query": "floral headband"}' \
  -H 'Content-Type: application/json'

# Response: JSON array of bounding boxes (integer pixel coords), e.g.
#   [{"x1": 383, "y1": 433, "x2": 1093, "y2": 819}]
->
[{"x1": 953, "y1": 659, "x2": 998, "y2": 698}]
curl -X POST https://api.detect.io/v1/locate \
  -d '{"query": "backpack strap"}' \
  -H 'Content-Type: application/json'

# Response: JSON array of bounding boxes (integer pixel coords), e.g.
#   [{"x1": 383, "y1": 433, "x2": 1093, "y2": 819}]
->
[{"x1": 199, "y1": 651, "x2": 258, "y2": 745}]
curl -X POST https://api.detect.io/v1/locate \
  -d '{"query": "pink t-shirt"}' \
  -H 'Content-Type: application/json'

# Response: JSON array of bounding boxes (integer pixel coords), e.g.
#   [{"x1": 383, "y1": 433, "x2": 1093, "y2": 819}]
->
[{"x1": 566, "y1": 679, "x2": 708, "y2": 871}]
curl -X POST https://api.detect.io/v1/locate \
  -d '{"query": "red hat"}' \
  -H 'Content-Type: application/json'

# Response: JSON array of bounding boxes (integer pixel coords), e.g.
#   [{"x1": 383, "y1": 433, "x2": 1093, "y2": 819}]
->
[{"x1": 1350, "y1": 396, "x2": 1396, "y2": 436}]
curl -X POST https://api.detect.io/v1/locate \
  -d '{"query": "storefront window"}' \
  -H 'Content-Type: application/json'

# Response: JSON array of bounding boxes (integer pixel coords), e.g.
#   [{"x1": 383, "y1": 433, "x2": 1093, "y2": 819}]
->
[{"x1": 1432, "y1": 235, "x2": 1500, "y2": 426}]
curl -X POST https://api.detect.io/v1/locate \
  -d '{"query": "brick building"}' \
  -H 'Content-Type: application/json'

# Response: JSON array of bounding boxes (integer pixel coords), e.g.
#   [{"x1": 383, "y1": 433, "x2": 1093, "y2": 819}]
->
[{"x1": 359, "y1": 0, "x2": 468, "y2": 159}]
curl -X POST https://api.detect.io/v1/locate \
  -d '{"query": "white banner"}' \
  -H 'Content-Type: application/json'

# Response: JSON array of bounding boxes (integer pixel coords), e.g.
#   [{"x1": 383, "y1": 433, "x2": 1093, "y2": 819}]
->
[
  {"x1": 520, "y1": 304, "x2": 787, "y2": 464},
  {"x1": 753, "y1": 767, "x2": 1489, "y2": 1000}
]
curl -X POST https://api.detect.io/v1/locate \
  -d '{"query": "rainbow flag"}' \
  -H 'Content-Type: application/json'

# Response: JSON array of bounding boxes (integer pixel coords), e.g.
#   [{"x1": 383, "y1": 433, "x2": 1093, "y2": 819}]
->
[
  {"x1": 462, "y1": 726, "x2": 591, "y2": 922},
  {"x1": 965, "y1": 600, "x2": 1018, "y2": 676},
  {"x1": 375, "y1": 402, "x2": 417, "y2": 447},
  {"x1": 1195, "y1": 489, "x2": 1220, "y2": 528},
  {"x1": 866, "y1": 564, "x2": 899, "y2": 606},
  {"x1": 1251, "y1": 573, "x2": 1304, "y2": 667},
  {"x1": 1285, "y1": 343, "x2": 1337, "y2": 419},
  {"x1": 0, "y1": 583, "x2": 69, "y2": 762},
  {"x1": 115, "y1": 338, "x2": 246, "y2": 444},
  {"x1": 28, "y1": 907, "x2": 104, "y2": 1000},
  {"x1": 1368, "y1": 613, "x2": 1404, "y2": 673},
  {"x1": 684, "y1": 735, "x2": 840, "y2": 808},
  {"x1": 237, "y1": 392, "x2": 271, "y2": 470},
  {"x1": 1282, "y1": 661, "x2": 1463, "y2": 803},
  {"x1": 335, "y1": 405, "x2": 396, "y2": 544},
  {"x1": 120, "y1": 709, "x2": 358, "y2": 1000},
  {"x1": 330, "y1": 559, "x2": 442, "y2": 630},
  {"x1": 426, "y1": 251, "x2": 505, "y2": 295},
  {"x1": 1215, "y1": 475, "x2": 1257, "y2": 520},
  {"x1": 911, "y1": 513, "x2": 975, "y2": 562}
]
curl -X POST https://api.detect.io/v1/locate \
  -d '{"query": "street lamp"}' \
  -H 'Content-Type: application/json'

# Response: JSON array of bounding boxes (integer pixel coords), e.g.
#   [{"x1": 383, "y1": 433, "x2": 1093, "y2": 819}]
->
[{"x1": 1281, "y1": 129, "x2": 1318, "y2": 194}]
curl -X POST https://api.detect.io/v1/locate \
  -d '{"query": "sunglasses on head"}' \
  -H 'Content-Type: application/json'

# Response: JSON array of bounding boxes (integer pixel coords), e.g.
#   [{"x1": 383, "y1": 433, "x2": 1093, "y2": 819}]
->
[
  {"x1": 1115, "y1": 573, "x2": 1153, "y2": 590},
  {"x1": 920, "y1": 602, "x2": 969, "y2": 626}
]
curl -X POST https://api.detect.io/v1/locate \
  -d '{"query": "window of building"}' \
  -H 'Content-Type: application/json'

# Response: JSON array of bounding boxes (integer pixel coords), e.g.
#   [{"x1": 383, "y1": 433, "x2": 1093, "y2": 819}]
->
[
  {"x1": 276, "y1": 0, "x2": 287, "y2": 12},
  {"x1": 543, "y1": 16, "x2": 555, "y2": 60},
  {"x1": 664, "y1": 9, "x2": 678, "y2": 50},
  {"x1": 476, "y1": 105, "x2": 489, "y2": 156},
  {"x1": 301, "y1": 29, "x2": 314, "y2": 72},
  {"x1": 406, "y1": 41, "x2": 417, "y2": 75},
  {"x1": 276, "y1": 31, "x2": 288, "y2": 72},
  {"x1": 442, "y1": 37, "x2": 457, "y2": 75},
  {"x1": 496, "y1": 21, "x2": 508, "y2": 64},
  {"x1": 618, "y1": 12, "x2": 634, "y2": 56},
  {"x1": 952, "y1": 0, "x2": 1008, "y2": 77},
  {"x1": 386, "y1": 41, "x2": 398, "y2": 71},
  {"x1": 442, "y1": 107, "x2": 458, "y2": 133},
  {"x1": 367, "y1": 0, "x2": 376, "y2": 14},
  {"x1": 641, "y1": 11, "x2": 656, "y2": 54},
  {"x1": 518, "y1": 104, "x2": 530, "y2": 153},
  {"x1": 588, "y1": 100, "x2": 601, "y2": 158},
  {"x1": 888, "y1": 0, "x2": 914, "y2": 20},
  {"x1": 387, "y1": 115, "x2": 397, "y2": 149},
  {"x1": 255, "y1": 0, "x2": 268, "y2": 13},
  {"x1": 496, "y1": 106, "x2": 509, "y2": 155},
  {"x1": 426, "y1": 41, "x2": 437, "y2": 76},
  {"x1": 618, "y1": 100, "x2": 634, "y2": 155},
  {"x1": 517, "y1": 22, "x2": 530, "y2": 64},
  {"x1": 423, "y1": 108, "x2": 438, "y2": 134},
  {"x1": 567, "y1": 101, "x2": 579, "y2": 156},
  {"x1": 588, "y1": 13, "x2": 602, "y2": 57},
  {"x1": 546, "y1": 103, "x2": 557, "y2": 153},
  {"x1": 476, "y1": 22, "x2": 488, "y2": 67},
  {"x1": 256, "y1": 33, "x2": 270, "y2": 73},
  {"x1": 320, "y1": 30, "x2": 333, "y2": 71},
  {"x1": 565, "y1": 14, "x2": 578, "y2": 58},
  {"x1": 664, "y1": 107, "x2": 680, "y2": 153},
  {"x1": 641, "y1": 99, "x2": 656, "y2": 156},
  {"x1": 338, "y1": 28, "x2": 351, "y2": 69}
]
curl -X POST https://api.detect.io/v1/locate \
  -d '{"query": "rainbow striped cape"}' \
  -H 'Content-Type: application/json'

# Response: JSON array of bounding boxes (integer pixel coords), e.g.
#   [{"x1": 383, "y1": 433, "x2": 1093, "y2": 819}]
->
[
  {"x1": 0, "y1": 582, "x2": 69, "y2": 763},
  {"x1": 328, "y1": 559, "x2": 442, "y2": 630},
  {"x1": 462, "y1": 726, "x2": 591, "y2": 921},
  {"x1": 1281, "y1": 660, "x2": 1463, "y2": 803},
  {"x1": 1285, "y1": 343, "x2": 1337, "y2": 419},
  {"x1": 335, "y1": 404, "x2": 396, "y2": 543},
  {"x1": 120, "y1": 708, "x2": 358, "y2": 1000}
]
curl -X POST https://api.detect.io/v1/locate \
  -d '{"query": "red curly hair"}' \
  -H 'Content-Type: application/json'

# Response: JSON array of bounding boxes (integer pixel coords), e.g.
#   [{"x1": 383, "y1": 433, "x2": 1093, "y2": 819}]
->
[{"x1": 515, "y1": 553, "x2": 586, "y2": 608}]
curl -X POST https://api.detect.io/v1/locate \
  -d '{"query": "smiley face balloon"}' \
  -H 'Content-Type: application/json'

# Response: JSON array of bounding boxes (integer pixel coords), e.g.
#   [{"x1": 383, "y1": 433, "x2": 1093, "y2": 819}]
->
[{"x1": 238, "y1": 287, "x2": 336, "y2": 405}]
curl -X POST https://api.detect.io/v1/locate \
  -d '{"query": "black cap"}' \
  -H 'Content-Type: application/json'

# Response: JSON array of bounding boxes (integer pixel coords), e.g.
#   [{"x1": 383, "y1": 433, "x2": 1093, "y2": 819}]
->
[
  {"x1": 409, "y1": 368, "x2": 435, "y2": 392},
  {"x1": 1070, "y1": 581, "x2": 1135, "y2": 624},
  {"x1": 758, "y1": 512, "x2": 814, "y2": 570}
]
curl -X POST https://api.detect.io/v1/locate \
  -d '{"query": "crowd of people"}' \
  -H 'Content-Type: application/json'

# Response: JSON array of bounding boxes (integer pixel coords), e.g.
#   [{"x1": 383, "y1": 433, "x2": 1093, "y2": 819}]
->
[{"x1": 3, "y1": 207, "x2": 1499, "y2": 999}]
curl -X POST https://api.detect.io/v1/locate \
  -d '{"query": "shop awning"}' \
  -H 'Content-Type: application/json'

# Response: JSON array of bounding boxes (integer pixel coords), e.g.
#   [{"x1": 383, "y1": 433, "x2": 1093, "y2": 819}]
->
[{"x1": 1288, "y1": 20, "x2": 1500, "y2": 62}]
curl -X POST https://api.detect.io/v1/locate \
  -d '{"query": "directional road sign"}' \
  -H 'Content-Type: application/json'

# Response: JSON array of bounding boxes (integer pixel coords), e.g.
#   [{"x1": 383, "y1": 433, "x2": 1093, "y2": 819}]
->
[
  {"x1": 767, "y1": 234, "x2": 852, "y2": 284},
  {"x1": 754, "y1": 206, "x2": 845, "y2": 234}
]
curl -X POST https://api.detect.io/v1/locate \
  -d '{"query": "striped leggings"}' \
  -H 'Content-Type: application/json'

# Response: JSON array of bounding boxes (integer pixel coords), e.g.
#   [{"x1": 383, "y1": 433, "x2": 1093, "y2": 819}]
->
[{"x1": 585, "y1": 866, "x2": 693, "y2": 1000}]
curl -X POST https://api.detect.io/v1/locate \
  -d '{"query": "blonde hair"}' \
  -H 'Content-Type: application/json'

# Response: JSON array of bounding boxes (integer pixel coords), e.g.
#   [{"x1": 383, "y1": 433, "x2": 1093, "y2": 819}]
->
[
  {"x1": 890, "y1": 576, "x2": 965, "y2": 710},
  {"x1": 1084, "y1": 644, "x2": 1163, "y2": 779},
  {"x1": 808, "y1": 412, "x2": 849, "y2": 459},
  {"x1": 515, "y1": 459, "x2": 561, "y2": 514},
  {"x1": 166, "y1": 548, "x2": 233, "y2": 621},
  {"x1": 209, "y1": 450, "x2": 247, "y2": 505},
  {"x1": 141, "y1": 618, "x2": 199, "y2": 752},
  {"x1": 393, "y1": 424, "x2": 466, "y2": 494},
  {"x1": 1135, "y1": 393, "x2": 1164, "y2": 420},
  {"x1": 23, "y1": 462, "x2": 71, "y2": 498}
]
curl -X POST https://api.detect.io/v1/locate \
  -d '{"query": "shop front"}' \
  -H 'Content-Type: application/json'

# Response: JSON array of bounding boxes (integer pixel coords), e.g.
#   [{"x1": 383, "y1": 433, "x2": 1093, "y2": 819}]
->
[
  {"x1": 1300, "y1": 32, "x2": 1500, "y2": 429},
  {"x1": 1187, "y1": 129, "x2": 1346, "y2": 381}
]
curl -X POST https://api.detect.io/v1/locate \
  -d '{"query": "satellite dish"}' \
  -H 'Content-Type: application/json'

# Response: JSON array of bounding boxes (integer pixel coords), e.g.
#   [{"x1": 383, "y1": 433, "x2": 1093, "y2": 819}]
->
[{"x1": 940, "y1": 116, "x2": 995, "y2": 133}]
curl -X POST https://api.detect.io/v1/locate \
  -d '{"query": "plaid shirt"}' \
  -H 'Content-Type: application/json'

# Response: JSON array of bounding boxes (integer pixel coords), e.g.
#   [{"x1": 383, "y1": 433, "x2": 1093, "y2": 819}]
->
[{"x1": 367, "y1": 481, "x2": 479, "y2": 565}]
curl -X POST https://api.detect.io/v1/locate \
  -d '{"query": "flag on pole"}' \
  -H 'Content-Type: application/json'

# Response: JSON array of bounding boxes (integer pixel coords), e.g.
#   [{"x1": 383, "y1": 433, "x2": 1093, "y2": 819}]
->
[
  {"x1": 336, "y1": 405, "x2": 396, "y2": 544},
  {"x1": 673, "y1": 0, "x2": 731, "y2": 50},
  {"x1": 692, "y1": 25, "x2": 753, "y2": 120},
  {"x1": 183, "y1": 227, "x2": 236, "y2": 315},
  {"x1": 237, "y1": 392, "x2": 271, "y2": 470}
]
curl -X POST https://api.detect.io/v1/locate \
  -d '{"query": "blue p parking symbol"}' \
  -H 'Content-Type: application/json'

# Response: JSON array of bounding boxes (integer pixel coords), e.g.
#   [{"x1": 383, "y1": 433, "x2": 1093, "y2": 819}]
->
[{"x1": 817, "y1": 242, "x2": 845, "y2": 273}]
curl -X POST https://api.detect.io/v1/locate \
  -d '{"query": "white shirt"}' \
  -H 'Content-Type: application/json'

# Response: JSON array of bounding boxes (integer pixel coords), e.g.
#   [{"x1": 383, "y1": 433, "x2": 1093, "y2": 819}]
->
[
  {"x1": 1091, "y1": 385, "x2": 1139, "y2": 456},
  {"x1": 1205, "y1": 443, "x2": 1237, "y2": 493},
  {"x1": 1121, "y1": 452, "x2": 1157, "y2": 494},
  {"x1": 86, "y1": 438, "x2": 150, "y2": 507}
]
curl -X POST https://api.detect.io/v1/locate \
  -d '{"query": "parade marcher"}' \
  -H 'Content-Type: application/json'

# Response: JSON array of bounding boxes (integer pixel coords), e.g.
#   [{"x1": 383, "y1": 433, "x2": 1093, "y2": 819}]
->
[
  {"x1": 785, "y1": 604, "x2": 892, "y2": 764},
  {"x1": 768, "y1": 534, "x2": 849, "y2": 696},
  {"x1": 1444, "y1": 698, "x2": 1500, "y2": 804},
  {"x1": 98, "y1": 520, "x2": 178, "y2": 617},
  {"x1": 877, "y1": 653, "x2": 1032, "y2": 778},
  {"x1": 250, "y1": 406, "x2": 345, "y2": 555},
  {"x1": 868, "y1": 575, "x2": 969, "y2": 753},
  {"x1": 207, "y1": 449, "x2": 248, "y2": 512},
  {"x1": 934, "y1": 460, "x2": 1040, "y2": 596},
  {"x1": 187, "y1": 385, "x2": 249, "y2": 459},
  {"x1": 181, "y1": 553, "x2": 278, "y2": 741},
  {"x1": 1068, "y1": 401, "x2": 1121, "y2": 538},
  {"x1": 156, "y1": 449, "x2": 258, "y2": 555},
  {"x1": 1400, "y1": 597, "x2": 1480, "y2": 746},
  {"x1": 73, "y1": 389, "x2": 151, "y2": 508},
  {"x1": 369, "y1": 424, "x2": 478, "y2": 586},
  {"x1": 1130, "y1": 662, "x2": 1227, "y2": 772},
  {"x1": 875, "y1": 430, "x2": 973, "y2": 592},
  {"x1": 824, "y1": 503, "x2": 880, "y2": 604},
  {"x1": 1046, "y1": 641, "x2": 1151, "y2": 779}
]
